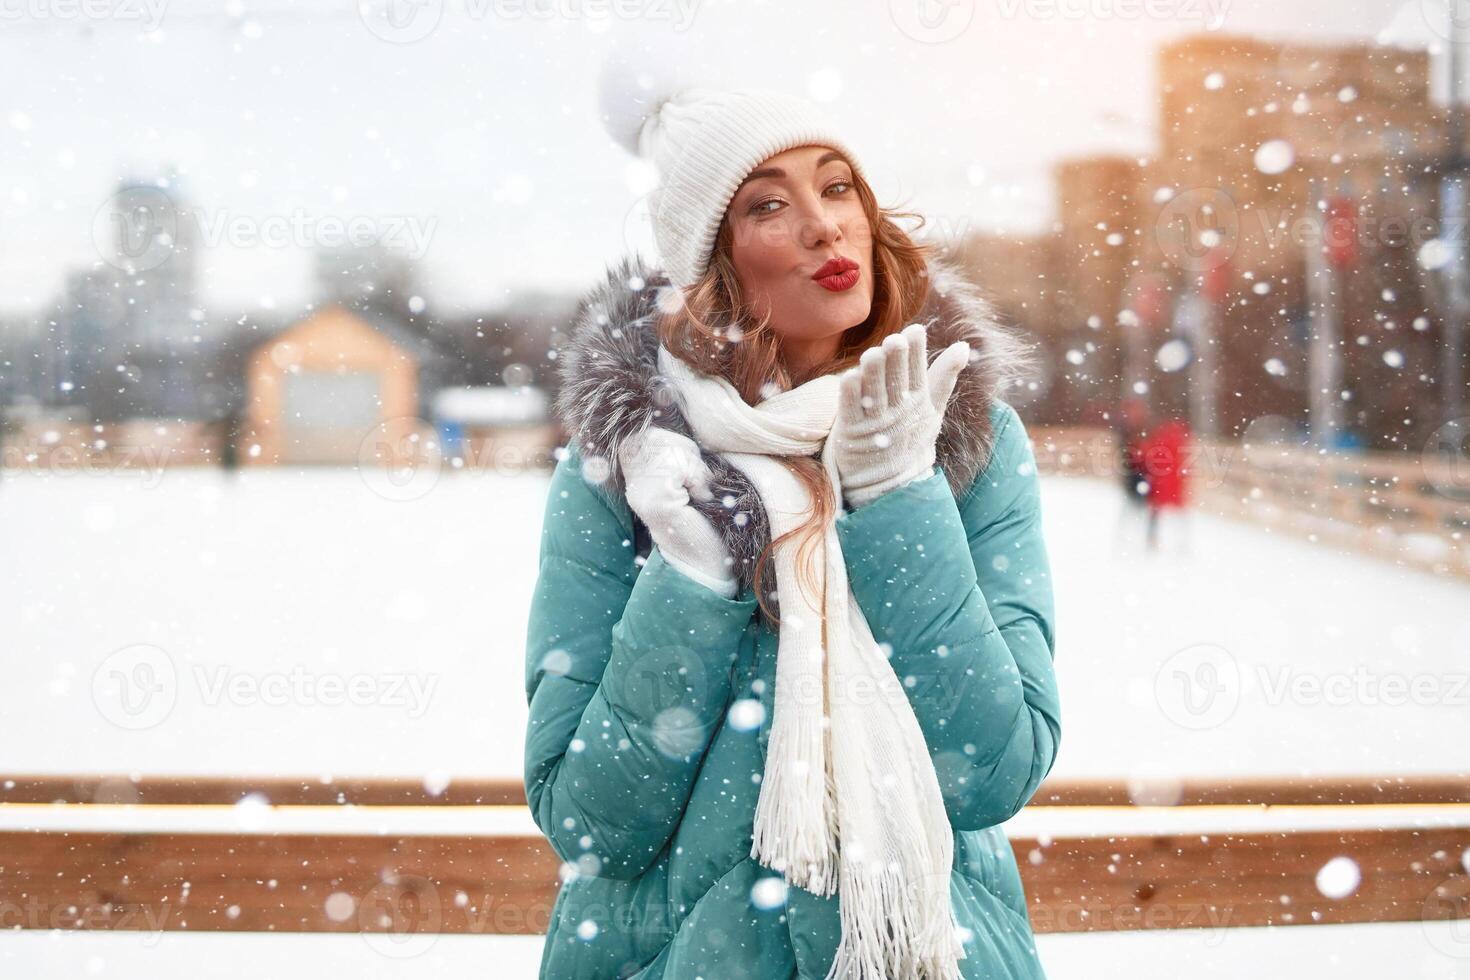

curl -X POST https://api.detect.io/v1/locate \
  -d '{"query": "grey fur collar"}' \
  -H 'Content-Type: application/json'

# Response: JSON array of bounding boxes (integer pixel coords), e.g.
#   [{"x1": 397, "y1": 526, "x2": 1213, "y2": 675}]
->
[{"x1": 554, "y1": 251, "x2": 1035, "y2": 609}]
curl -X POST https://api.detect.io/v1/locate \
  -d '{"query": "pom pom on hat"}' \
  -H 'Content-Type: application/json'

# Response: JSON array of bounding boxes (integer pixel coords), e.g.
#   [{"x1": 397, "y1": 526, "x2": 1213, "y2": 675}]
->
[{"x1": 596, "y1": 52, "x2": 699, "y2": 159}]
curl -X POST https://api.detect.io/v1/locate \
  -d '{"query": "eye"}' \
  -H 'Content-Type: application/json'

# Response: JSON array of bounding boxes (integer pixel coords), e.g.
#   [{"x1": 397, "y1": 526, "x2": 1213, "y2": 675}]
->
[{"x1": 746, "y1": 180, "x2": 851, "y2": 217}]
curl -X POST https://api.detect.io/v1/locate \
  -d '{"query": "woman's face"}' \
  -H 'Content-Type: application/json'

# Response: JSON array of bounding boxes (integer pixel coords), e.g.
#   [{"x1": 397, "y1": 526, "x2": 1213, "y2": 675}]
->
[{"x1": 724, "y1": 145, "x2": 874, "y2": 368}]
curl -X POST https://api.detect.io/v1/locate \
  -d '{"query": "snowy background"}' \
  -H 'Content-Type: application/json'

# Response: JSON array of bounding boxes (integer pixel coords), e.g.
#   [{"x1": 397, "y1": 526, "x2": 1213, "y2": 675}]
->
[
  {"x1": 4, "y1": 921, "x2": 1468, "y2": 979},
  {"x1": 0, "y1": 0, "x2": 1463, "y2": 312},
  {"x1": 4, "y1": 465, "x2": 1466, "y2": 783}
]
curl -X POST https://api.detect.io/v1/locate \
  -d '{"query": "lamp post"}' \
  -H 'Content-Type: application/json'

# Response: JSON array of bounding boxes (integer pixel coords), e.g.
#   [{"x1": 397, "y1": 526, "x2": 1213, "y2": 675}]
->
[
  {"x1": 1441, "y1": 14, "x2": 1468, "y2": 436},
  {"x1": 1304, "y1": 179, "x2": 1359, "y2": 450},
  {"x1": 1192, "y1": 246, "x2": 1231, "y2": 439},
  {"x1": 1121, "y1": 272, "x2": 1167, "y2": 410}
]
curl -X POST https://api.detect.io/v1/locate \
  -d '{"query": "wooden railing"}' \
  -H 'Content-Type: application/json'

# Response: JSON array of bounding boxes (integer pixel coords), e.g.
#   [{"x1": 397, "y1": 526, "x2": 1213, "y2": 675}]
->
[
  {"x1": 3, "y1": 774, "x2": 1467, "y2": 937},
  {"x1": 6, "y1": 824, "x2": 1466, "y2": 936},
  {"x1": 1029, "y1": 426, "x2": 1470, "y2": 580},
  {"x1": 6, "y1": 773, "x2": 1470, "y2": 807}
]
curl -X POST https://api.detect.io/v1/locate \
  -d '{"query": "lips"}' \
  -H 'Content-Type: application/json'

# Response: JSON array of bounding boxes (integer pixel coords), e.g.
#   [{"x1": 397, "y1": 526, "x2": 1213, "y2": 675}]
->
[{"x1": 811, "y1": 256, "x2": 860, "y2": 292}]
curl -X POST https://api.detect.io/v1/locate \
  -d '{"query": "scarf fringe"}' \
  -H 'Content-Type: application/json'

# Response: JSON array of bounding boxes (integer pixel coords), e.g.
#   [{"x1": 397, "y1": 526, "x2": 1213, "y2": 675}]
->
[
  {"x1": 750, "y1": 704, "x2": 841, "y2": 895},
  {"x1": 824, "y1": 862, "x2": 967, "y2": 980}
]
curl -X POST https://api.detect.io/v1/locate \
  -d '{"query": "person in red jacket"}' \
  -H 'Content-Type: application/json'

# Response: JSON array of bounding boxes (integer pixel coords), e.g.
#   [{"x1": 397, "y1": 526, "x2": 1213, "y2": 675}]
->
[{"x1": 1138, "y1": 415, "x2": 1192, "y2": 552}]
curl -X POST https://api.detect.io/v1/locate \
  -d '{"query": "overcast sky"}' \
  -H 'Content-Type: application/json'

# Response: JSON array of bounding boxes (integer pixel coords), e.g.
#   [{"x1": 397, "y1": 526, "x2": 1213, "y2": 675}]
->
[{"x1": 0, "y1": 0, "x2": 1458, "y2": 315}]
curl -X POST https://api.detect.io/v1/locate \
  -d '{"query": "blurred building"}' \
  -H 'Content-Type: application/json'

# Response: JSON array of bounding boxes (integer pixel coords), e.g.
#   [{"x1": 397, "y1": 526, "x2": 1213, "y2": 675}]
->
[
  {"x1": 104, "y1": 171, "x2": 203, "y2": 348},
  {"x1": 240, "y1": 304, "x2": 449, "y2": 465},
  {"x1": 431, "y1": 385, "x2": 555, "y2": 471},
  {"x1": 1147, "y1": 34, "x2": 1446, "y2": 446},
  {"x1": 25, "y1": 266, "x2": 123, "y2": 411},
  {"x1": 106, "y1": 170, "x2": 211, "y2": 419},
  {"x1": 315, "y1": 243, "x2": 422, "y2": 312},
  {"x1": 962, "y1": 32, "x2": 1465, "y2": 449},
  {"x1": 949, "y1": 230, "x2": 1065, "y2": 417}
]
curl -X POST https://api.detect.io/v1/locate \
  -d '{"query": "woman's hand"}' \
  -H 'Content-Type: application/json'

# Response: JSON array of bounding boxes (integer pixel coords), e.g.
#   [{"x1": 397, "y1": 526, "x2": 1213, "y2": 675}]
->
[
  {"x1": 833, "y1": 322, "x2": 970, "y2": 509},
  {"x1": 618, "y1": 426, "x2": 738, "y2": 597}
]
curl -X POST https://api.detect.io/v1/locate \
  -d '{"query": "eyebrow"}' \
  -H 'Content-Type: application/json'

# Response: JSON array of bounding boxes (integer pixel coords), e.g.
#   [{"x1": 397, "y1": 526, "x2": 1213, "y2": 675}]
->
[{"x1": 736, "y1": 150, "x2": 850, "y2": 193}]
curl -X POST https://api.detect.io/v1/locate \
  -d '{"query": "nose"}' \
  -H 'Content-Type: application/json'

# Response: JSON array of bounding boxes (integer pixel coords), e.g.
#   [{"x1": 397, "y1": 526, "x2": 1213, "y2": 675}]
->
[{"x1": 794, "y1": 191, "x2": 842, "y2": 250}]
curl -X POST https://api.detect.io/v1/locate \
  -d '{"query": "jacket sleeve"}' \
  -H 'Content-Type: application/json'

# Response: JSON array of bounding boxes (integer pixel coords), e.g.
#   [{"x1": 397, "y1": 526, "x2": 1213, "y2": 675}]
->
[
  {"x1": 834, "y1": 402, "x2": 1060, "y2": 831},
  {"x1": 523, "y1": 443, "x2": 760, "y2": 878}
]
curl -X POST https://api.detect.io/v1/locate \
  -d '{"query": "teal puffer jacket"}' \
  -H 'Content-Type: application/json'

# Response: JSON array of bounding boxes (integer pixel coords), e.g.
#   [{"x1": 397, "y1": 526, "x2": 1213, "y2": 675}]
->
[{"x1": 523, "y1": 397, "x2": 1060, "y2": 979}]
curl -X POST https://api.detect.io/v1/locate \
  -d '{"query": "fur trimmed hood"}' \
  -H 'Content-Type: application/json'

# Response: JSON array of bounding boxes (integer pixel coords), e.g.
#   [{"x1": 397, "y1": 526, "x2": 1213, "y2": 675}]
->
[{"x1": 553, "y1": 251, "x2": 1036, "y2": 606}]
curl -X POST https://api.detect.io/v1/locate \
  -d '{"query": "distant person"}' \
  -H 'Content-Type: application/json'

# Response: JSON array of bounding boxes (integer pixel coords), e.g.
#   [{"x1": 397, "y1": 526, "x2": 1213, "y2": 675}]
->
[
  {"x1": 219, "y1": 409, "x2": 240, "y2": 477},
  {"x1": 1139, "y1": 415, "x2": 1193, "y2": 553},
  {"x1": 1113, "y1": 397, "x2": 1151, "y2": 550}
]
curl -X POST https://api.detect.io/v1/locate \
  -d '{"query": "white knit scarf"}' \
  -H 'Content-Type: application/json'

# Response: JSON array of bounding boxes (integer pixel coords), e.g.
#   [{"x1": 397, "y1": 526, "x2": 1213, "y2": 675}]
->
[{"x1": 657, "y1": 345, "x2": 965, "y2": 980}]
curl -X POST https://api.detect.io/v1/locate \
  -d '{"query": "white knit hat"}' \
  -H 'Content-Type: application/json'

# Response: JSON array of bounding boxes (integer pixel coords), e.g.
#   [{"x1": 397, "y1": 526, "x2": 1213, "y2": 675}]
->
[{"x1": 600, "y1": 73, "x2": 869, "y2": 290}]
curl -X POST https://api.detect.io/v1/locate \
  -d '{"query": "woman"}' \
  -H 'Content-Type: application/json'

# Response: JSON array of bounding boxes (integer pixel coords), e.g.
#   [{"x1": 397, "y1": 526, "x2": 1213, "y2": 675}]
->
[{"x1": 524, "y1": 83, "x2": 1059, "y2": 979}]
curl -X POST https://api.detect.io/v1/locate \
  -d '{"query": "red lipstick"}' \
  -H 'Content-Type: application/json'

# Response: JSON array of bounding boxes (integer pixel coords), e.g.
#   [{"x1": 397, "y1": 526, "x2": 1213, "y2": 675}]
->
[{"x1": 811, "y1": 256, "x2": 860, "y2": 292}]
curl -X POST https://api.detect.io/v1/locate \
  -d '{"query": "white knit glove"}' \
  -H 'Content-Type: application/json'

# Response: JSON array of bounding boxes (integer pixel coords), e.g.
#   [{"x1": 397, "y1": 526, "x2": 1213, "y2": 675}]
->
[
  {"x1": 833, "y1": 322, "x2": 971, "y2": 509},
  {"x1": 617, "y1": 426, "x2": 738, "y2": 598}
]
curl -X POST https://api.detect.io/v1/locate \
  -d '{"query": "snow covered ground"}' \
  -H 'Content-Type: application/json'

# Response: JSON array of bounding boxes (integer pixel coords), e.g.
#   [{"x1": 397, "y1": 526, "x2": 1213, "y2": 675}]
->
[
  {"x1": 2, "y1": 922, "x2": 1468, "y2": 979},
  {"x1": 3, "y1": 464, "x2": 1465, "y2": 782}
]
